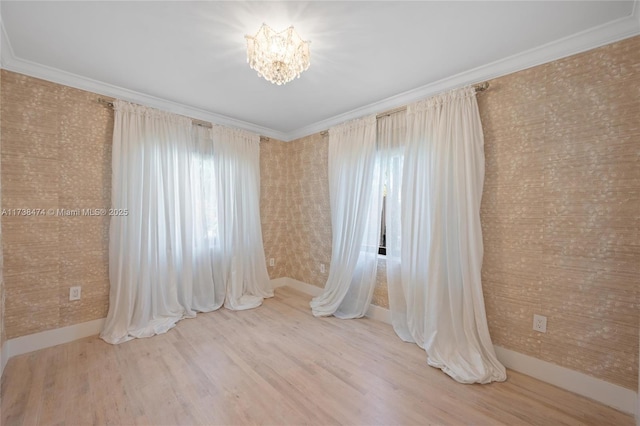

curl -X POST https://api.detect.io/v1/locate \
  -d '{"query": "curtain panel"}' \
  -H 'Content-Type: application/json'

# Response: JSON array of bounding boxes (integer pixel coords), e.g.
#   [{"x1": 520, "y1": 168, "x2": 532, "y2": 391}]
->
[
  {"x1": 209, "y1": 125, "x2": 273, "y2": 310},
  {"x1": 310, "y1": 115, "x2": 381, "y2": 318},
  {"x1": 395, "y1": 86, "x2": 506, "y2": 383},
  {"x1": 101, "y1": 101, "x2": 271, "y2": 344}
]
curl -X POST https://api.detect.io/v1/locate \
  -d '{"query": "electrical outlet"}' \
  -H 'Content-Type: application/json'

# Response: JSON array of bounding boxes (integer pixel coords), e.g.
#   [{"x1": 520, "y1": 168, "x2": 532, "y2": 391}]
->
[
  {"x1": 269, "y1": 258, "x2": 275, "y2": 267},
  {"x1": 320, "y1": 263, "x2": 326, "y2": 273},
  {"x1": 533, "y1": 314, "x2": 547, "y2": 333},
  {"x1": 69, "y1": 286, "x2": 81, "y2": 301}
]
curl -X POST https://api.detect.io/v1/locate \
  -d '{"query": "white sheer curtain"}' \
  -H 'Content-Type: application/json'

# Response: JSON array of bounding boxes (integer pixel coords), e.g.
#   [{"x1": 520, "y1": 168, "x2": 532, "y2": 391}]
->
[
  {"x1": 310, "y1": 115, "x2": 382, "y2": 318},
  {"x1": 394, "y1": 87, "x2": 506, "y2": 384},
  {"x1": 209, "y1": 125, "x2": 273, "y2": 310},
  {"x1": 102, "y1": 102, "x2": 271, "y2": 344}
]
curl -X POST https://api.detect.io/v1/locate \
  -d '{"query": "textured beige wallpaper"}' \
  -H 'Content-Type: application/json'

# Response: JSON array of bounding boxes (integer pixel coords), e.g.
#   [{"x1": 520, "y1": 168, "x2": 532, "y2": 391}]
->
[
  {"x1": 259, "y1": 138, "x2": 291, "y2": 279},
  {"x1": 259, "y1": 36, "x2": 639, "y2": 390},
  {"x1": 286, "y1": 133, "x2": 332, "y2": 288},
  {"x1": 260, "y1": 133, "x2": 333, "y2": 290},
  {"x1": 1, "y1": 70, "x2": 112, "y2": 339},
  {"x1": 479, "y1": 36, "x2": 639, "y2": 390},
  {"x1": 260, "y1": 132, "x2": 333, "y2": 288}
]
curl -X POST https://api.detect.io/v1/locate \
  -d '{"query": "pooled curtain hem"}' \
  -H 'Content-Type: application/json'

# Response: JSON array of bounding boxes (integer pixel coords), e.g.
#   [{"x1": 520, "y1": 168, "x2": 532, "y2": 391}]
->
[
  {"x1": 100, "y1": 292, "x2": 273, "y2": 345},
  {"x1": 223, "y1": 293, "x2": 273, "y2": 311},
  {"x1": 332, "y1": 310, "x2": 366, "y2": 319},
  {"x1": 101, "y1": 295, "x2": 272, "y2": 345},
  {"x1": 100, "y1": 315, "x2": 186, "y2": 345},
  {"x1": 426, "y1": 356, "x2": 507, "y2": 385}
]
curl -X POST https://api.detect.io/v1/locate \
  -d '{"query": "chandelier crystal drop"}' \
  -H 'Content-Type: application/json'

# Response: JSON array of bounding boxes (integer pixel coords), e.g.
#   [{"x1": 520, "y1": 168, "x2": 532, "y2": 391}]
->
[{"x1": 245, "y1": 23, "x2": 310, "y2": 86}]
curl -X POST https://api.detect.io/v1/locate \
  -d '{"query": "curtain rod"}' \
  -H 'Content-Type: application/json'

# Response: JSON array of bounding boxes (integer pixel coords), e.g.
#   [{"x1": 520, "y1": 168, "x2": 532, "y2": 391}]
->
[
  {"x1": 98, "y1": 98, "x2": 215, "y2": 130},
  {"x1": 319, "y1": 81, "x2": 490, "y2": 136},
  {"x1": 98, "y1": 97, "x2": 268, "y2": 139},
  {"x1": 375, "y1": 81, "x2": 490, "y2": 119},
  {"x1": 99, "y1": 81, "x2": 490, "y2": 140}
]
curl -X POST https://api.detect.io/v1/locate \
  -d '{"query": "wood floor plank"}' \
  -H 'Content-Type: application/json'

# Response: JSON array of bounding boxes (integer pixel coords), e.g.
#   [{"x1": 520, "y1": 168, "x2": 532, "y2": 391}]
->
[{"x1": 1, "y1": 286, "x2": 635, "y2": 426}]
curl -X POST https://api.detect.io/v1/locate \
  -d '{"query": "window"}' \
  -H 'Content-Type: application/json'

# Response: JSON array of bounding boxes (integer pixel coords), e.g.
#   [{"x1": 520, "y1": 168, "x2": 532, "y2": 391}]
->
[
  {"x1": 379, "y1": 195, "x2": 386, "y2": 255},
  {"x1": 377, "y1": 152, "x2": 403, "y2": 258}
]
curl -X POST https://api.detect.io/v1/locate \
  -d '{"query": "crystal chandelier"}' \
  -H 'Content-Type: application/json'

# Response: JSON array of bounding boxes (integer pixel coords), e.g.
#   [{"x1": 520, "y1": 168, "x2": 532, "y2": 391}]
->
[{"x1": 245, "y1": 23, "x2": 310, "y2": 85}]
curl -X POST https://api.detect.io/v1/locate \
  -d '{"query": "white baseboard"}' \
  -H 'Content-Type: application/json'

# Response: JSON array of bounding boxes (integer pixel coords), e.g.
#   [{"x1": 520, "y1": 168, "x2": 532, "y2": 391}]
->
[
  {"x1": 365, "y1": 303, "x2": 391, "y2": 324},
  {"x1": 271, "y1": 277, "x2": 323, "y2": 296},
  {"x1": 494, "y1": 346, "x2": 637, "y2": 416},
  {"x1": 276, "y1": 277, "x2": 638, "y2": 416},
  {"x1": 0, "y1": 318, "x2": 105, "y2": 380},
  {"x1": 4, "y1": 318, "x2": 105, "y2": 363},
  {"x1": 269, "y1": 277, "x2": 290, "y2": 289}
]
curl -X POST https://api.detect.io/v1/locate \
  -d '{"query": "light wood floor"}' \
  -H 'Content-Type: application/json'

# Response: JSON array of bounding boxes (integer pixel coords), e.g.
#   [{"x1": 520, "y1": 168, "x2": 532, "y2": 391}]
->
[{"x1": 1, "y1": 287, "x2": 634, "y2": 426}]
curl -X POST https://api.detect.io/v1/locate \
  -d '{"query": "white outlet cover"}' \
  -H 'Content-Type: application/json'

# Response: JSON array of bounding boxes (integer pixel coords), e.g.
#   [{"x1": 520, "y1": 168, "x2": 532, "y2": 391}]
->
[
  {"x1": 533, "y1": 314, "x2": 547, "y2": 333},
  {"x1": 69, "y1": 286, "x2": 81, "y2": 301}
]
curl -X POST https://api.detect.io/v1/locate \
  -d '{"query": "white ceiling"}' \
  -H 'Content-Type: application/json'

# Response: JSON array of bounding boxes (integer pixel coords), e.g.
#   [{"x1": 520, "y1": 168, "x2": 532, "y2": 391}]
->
[{"x1": 1, "y1": 1, "x2": 638, "y2": 140}]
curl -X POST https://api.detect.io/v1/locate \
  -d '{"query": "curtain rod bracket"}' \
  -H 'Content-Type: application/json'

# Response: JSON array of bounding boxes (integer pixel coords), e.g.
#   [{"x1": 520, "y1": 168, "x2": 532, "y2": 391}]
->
[
  {"x1": 474, "y1": 81, "x2": 490, "y2": 92},
  {"x1": 97, "y1": 98, "x2": 114, "y2": 108}
]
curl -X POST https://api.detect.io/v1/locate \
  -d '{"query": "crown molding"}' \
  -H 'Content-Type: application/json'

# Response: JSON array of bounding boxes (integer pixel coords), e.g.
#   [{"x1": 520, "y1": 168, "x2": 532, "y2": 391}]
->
[
  {"x1": 286, "y1": 6, "x2": 640, "y2": 141},
  {"x1": 2, "y1": 6, "x2": 639, "y2": 142},
  {"x1": 0, "y1": 20, "x2": 288, "y2": 141},
  {"x1": 0, "y1": 17, "x2": 15, "y2": 70}
]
